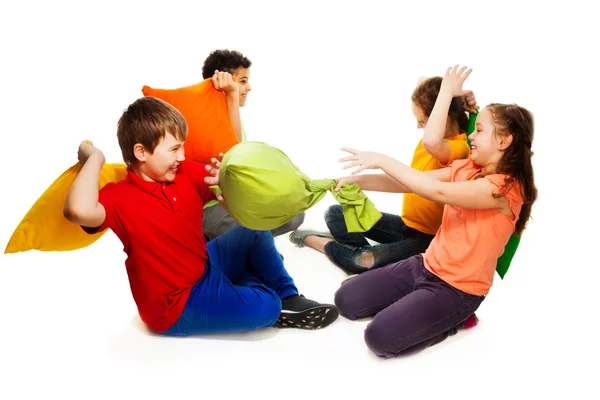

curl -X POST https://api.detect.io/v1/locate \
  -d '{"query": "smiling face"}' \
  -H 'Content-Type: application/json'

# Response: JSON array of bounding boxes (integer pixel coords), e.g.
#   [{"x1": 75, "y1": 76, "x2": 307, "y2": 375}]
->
[
  {"x1": 233, "y1": 67, "x2": 251, "y2": 107},
  {"x1": 469, "y1": 107, "x2": 509, "y2": 168},
  {"x1": 136, "y1": 132, "x2": 185, "y2": 182}
]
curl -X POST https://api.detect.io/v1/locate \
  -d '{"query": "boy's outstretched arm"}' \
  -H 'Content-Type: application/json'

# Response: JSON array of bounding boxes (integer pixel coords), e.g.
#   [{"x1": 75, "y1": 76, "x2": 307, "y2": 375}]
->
[
  {"x1": 63, "y1": 141, "x2": 106, "y2": 228},
  {"x1": 422, "y1": 65, "x2": 473, "y2": 164}
]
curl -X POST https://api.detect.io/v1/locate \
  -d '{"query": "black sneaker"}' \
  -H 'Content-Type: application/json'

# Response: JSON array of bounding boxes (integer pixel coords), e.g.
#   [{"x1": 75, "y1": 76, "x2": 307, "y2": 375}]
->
[{"x1": 274, "y1": 294, "x2": 339, "y2": 330}]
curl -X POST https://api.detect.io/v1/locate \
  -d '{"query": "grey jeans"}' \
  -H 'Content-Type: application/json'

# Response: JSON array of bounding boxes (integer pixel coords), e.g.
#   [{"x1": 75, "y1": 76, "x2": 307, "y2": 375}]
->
[{"x1": 202, "y1": 203, "x2": 305, "y2": 241}]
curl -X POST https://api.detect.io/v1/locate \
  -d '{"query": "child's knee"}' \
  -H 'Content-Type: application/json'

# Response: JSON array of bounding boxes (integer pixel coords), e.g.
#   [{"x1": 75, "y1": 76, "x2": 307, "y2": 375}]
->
[
  {"x1": 324, "y1": 204, "x2": 343, "y2": 221},
  {"x1": 334, "y1": 285, "x2": 361, "y2": 320},
  {"x1": 354, "y1": 250, "x2": 375, "y2": 269},
  {"x1": 325, "y1": 205, "x2": 345, "y2": 230},
  {"x1": 364, "y1": 320, "x2": 395, "y2": 359},
  {"x1": 288, "y1": 212, "x2": 305, "y2": 231},
  {"x1": 242, "y1": 227, "x2": 273, "y2": 245},
  {"x1": 324, "y1": 204, "x2": 343, "y2": 218},
  {"x1": 257, "y1": 290, "x2": 282, "y2": 327}
]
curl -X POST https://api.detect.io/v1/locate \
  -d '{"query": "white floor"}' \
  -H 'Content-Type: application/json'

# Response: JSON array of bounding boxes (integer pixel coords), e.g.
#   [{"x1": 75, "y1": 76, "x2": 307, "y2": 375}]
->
[{"x1": 1, "y1": 1, "x2": 598, "y2": 399}]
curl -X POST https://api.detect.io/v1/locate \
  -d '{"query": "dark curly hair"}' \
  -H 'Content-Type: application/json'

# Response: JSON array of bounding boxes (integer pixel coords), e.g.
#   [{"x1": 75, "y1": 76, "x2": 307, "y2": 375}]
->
[
  {"x1": 411, "y1": 76, "x2": 469, "y2": 133},
  {"x1": 487, "y1": 104, "x2": 538, "y2": 236},
  {"x1": 202, "y1": 49, "x2": 252, "y2": 79}
]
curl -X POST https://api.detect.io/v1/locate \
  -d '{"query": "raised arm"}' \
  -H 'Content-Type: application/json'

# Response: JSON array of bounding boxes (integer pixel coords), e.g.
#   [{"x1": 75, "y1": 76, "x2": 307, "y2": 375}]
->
[
  {"x1": 63, "y1": 141, "x2": 106, "y2": 228},
  {"x1": 422, "y1": 65, "x2": 473, "y2": 164},
  {"x1": 212, "y1": 70, "x2": 242, "y2": 142}
]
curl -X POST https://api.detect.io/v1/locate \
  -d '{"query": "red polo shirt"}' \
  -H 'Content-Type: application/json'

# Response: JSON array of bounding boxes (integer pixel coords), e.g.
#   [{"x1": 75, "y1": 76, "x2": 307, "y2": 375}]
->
[{"x1": 84, "y1": 161, "x2": 216, "y2": 332}]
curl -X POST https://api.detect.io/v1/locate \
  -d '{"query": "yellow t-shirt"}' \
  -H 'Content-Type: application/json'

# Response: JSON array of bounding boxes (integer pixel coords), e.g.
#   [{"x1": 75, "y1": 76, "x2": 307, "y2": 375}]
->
[{"x1": 401, "y1": 133, "x2": 470, "y2": 235}]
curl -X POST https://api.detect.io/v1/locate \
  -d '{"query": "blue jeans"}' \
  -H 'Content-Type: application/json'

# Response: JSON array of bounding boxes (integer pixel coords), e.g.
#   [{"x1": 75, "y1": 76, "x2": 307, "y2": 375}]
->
[
  {"x1": 334, "y1": 254, "x2": 484, "y2": 358},
  {"x1": 323, "y1": 205, "x2": 434, "y2": 274},
  {"x1": 162, "y1": 226, "x2": 298, "y2": 336}
]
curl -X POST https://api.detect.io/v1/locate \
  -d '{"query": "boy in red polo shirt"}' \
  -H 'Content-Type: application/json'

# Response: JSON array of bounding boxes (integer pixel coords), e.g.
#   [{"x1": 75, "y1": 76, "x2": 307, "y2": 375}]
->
[{"x1": 63, "y1": 96, "x2": 339, "y2": 335}]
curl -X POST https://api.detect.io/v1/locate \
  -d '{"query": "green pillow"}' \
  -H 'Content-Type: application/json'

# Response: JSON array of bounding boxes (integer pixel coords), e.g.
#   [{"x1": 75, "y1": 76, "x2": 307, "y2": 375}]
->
[
  {"x1": 211, "y1": 141, "x2": 382, "y2": 232},
  {"x1": 468, "y1": 111, "x2": 520, "y2": 279}
]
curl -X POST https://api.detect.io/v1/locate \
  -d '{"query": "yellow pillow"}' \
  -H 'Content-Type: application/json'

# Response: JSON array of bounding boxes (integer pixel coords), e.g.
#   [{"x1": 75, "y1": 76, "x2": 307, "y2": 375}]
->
[{"x1": 4, "y1": 163, "x2": 127, "y2": 254}]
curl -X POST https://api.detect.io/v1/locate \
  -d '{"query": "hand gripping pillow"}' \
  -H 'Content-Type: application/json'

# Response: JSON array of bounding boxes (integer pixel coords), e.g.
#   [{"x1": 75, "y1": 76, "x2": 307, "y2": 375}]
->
[
  {"x1": 211, "y1": 141, "x2": 382, "y2": 232},
  {"x1": 4, "y1": 163, "x2": 127, "y2": 253}
]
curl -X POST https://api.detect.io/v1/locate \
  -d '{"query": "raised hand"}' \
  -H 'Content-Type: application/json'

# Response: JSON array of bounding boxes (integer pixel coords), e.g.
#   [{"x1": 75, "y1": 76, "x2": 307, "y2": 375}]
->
[
  {"x1": 462, "y1": 90, "x2": 480, "y2": 113},
  {"x1": 77, "y1": 140, "x2": 105, "y2": 166},
  {"x1": 440, "y1": 65, "x2": 472, "y2": 98},
  {"x1": 339, "y1": 147, "x2": 382, "y2": 175},
  {"x1": 212, "y1": 70, "x2": 239, "y2": 96},
  {"x1": 204, "y1": 153, "x2": 224, "y2": 202}
]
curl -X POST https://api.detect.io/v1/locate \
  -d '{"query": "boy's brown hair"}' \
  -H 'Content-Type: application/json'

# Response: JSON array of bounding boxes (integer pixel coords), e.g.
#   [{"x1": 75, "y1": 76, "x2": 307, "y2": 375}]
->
[{"x1": 117, "y1": 96, "x2": 188, "y2": 165}]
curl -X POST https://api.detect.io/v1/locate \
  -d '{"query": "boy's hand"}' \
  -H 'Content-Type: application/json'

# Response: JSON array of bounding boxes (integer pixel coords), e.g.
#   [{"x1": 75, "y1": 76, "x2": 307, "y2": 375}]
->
[
  {"x1": 339, "y1": 148, "x2": 382, "y2": 175},
  {"x1": 212, "y1": 70, "x2": 239, "y2": 96},
  {"x1": 334, "y1": 176, "x2": 358, "y2": 192},
  {"x1": 205, "y1": 153, "x2": 224, "y2": 202},
  {"x1": 440, "y1": 65, "x2": 472, "y2": 98},
  {"x1": 78, "y1": 140, "x2": 105, "y2": 166},
  {"x1": 462, "y1": 90, "x2": 480, "y2": 113}
]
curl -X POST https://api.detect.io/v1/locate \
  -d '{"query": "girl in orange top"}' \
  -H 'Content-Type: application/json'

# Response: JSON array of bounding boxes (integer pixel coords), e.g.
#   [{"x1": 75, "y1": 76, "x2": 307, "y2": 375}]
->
[{"x1": 333, "y1": 65, "x2": 538, "y2": 358}]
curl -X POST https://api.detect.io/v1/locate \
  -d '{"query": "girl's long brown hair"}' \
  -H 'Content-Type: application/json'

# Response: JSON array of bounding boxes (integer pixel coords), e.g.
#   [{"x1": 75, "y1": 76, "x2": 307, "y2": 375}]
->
[{"x1": 487, "y1": 104, "x2": 538, "y2": 236}]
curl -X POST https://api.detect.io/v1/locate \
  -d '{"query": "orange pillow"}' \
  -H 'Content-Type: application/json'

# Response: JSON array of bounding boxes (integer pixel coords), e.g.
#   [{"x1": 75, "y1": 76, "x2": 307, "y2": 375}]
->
[{"x1": 142, "y1": 79, "x2": 238, "y2": 164}]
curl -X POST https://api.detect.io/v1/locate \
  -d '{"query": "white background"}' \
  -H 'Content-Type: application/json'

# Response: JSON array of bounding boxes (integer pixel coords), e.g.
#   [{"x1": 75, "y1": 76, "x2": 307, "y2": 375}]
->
[{"x1": 1, "y1": 0, "x2": 598, "y2": 399}]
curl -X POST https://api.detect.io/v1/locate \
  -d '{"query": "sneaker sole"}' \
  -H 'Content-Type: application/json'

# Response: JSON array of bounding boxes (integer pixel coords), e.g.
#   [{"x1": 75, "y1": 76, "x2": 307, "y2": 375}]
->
[{"x1": 273, "y1": 305, "x2": 339, "y2": 330}]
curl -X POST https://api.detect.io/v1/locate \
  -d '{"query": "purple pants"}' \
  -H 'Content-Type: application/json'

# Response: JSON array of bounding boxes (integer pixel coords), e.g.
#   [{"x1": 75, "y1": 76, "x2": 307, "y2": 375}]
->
[{"x1": 334, "y1": 254, "x2": 484, "y2": 358}]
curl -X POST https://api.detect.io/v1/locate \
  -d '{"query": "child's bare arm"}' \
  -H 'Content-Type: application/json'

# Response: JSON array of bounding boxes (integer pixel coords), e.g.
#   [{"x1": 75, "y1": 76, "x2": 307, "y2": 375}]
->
[
  {"x1": 335, "y1": 173, "x2": 408, "y2": 193},
  {"x1": 341, "y1": 149, "x2": 509, "y2": 214},
  {"x1": 422, "y1": 66, "x2": 473, "y2": 164},
  {"x1": 334, "y1": 168, "x2": 451, "y2": 192},
  {"x1": 212, "y1": 70, "x2": 242, "y2": 142},
  {"x1": 63, "y1": 141, "x2": 106, "y2": 228}
]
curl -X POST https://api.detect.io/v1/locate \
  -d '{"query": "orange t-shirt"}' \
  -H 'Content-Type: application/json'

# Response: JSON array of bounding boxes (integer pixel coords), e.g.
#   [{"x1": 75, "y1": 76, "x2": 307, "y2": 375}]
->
[
  {"x1": 423, "y1": 159, "x2": 524, "y2": 296},
  {"x1": 402, "y1": 134, "x2": 470, "y2": 235}
]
